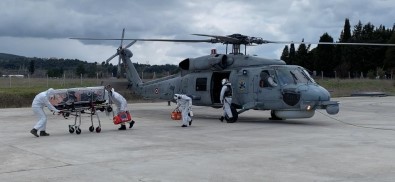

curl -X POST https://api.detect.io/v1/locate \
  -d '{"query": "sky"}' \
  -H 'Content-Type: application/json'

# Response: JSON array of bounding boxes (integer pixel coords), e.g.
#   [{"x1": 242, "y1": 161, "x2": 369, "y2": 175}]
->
[{"x1": 0, "y1": 0, "x2": 394, "y2": 65}]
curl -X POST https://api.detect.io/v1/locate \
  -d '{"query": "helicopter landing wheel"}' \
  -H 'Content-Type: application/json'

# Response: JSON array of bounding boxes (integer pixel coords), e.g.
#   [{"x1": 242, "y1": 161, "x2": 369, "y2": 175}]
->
[
  {"x1": 76, "y1": 127, "x2": 82, "y2": 135},
  {"x1": 89, "y1": 125, "x2": 95, "y2": 132},
  {"x1": 68, "y1": 125, "x2": 75, "y2": 134},
  {"x1": 270, "y1": 110, "x2": 283, "y2": 120},
  {"x1": 96, "y1": 126, "x2": 101, "y2": 133}
]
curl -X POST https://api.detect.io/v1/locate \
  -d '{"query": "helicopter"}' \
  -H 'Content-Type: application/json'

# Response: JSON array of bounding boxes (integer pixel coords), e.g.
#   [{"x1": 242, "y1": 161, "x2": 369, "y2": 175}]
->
[{"x1": 71, "y1": 29, "x2": 395, "y2": 122}]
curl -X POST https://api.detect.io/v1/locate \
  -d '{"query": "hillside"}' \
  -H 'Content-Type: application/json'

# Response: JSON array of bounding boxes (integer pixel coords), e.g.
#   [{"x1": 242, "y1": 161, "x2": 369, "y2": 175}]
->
[{"x1": 0, "y1": 52, "x2": 179, "y2": 78}]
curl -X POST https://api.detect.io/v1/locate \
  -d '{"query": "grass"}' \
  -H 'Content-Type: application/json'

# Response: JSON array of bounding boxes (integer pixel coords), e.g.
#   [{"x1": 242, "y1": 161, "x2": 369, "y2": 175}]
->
[
  {"x1": 0, "y1": 77, "x2": 394, "y2": 108},
  {"x1": 316, "y1": 79, "x2": 395, "y2": 97},
  {"x1": 0, "y1": 77, "x2": 143, "y2": 108}
]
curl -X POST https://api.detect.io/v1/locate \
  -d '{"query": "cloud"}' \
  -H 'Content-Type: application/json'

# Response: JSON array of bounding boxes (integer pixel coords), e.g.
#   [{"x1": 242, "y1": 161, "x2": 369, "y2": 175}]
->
[{"x1": 0, "y1": 0, "x2": 394, "y2": 65}]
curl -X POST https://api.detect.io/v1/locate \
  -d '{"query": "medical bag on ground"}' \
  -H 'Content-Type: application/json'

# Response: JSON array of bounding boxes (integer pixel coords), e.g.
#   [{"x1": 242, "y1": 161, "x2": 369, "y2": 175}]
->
[
  {"x1": 171, "y1": 109, "x2": 182, "y2": 120},
  {"x1": 113, "y1": 111, "x2": 132, "y2": 125}
]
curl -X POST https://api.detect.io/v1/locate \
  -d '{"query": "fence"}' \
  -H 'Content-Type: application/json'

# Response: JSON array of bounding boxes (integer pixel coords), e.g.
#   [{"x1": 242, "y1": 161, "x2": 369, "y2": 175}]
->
[{"x1": 0, "y1": 74, "x2": 104, "y2": 89}]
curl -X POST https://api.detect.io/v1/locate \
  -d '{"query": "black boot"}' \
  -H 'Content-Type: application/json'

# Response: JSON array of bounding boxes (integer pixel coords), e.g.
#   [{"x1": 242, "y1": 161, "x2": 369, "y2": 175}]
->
[
  {"x1": 189, "y1": 120, "x2": 193, "y2": 126},
  {"x1": 227, "y1": 117, "x2": 235, "y2": 123},
  {"x1": 30, "y1": 128, "x2": 39, "y2": 137},
  {"x1": 40, "y1": 131, "x2": 50, "y2": 136},
  {"x1": 129, "y1": 120, "x2": 135, "y2": 128},
  {"x1": 118, "y1": 124, "x2": 126, "y2": 130},
  {"x1": 219, "y1": 116, "x2": 224, "y2": 122}
]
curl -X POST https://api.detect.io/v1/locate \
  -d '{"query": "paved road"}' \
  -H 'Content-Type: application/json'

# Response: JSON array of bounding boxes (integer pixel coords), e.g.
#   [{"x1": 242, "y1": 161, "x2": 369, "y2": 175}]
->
[{"x1": 1, "y1": 97, "x2": 395, "y2": 182}]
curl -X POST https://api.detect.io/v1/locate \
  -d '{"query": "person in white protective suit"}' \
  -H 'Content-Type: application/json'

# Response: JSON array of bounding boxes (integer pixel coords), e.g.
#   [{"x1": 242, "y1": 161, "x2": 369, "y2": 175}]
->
[
  {"x1": 30, "y1": 88, "x2": 61, "y2": 137},
  {"x1": 174, "y1": 94, "x2": 193, "y2": 127},
  {"x1": 105, "y1": 85, "x2": 135, "y2": 130},
  {"x1": 219, "y1": 78, "x2": 235, "y2": 123}
]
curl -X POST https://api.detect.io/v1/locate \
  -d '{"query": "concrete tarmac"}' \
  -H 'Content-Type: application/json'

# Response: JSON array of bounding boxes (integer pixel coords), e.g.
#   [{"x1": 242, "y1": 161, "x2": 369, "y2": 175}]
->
[{"x1": 1, "y1": 96, "x2": 395, "y2": 182}]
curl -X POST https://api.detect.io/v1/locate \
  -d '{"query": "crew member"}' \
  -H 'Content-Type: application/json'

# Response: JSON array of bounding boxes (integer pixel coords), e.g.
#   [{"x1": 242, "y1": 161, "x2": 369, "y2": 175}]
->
[
  {"x1": 105, "y1": 85, "x2": 135, "y2": 130},
  {"x1": 260, "y1": 70, "x2": 278, "y2": 88},
  {"x1": 174, "y1": 94, "x2": 193, "y2": 127},
  {"x1": 30, "y1": 88, "x2": 61, "y2": 137},
  {"x1": 219, "y1": 78, "x2": 234, "y2": 123}
]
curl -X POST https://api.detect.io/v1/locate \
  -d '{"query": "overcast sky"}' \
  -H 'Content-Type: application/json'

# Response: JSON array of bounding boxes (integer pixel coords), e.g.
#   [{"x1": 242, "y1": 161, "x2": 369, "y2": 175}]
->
[{"x1": 0, "y1": 0, "x2": 394, "y2": 65}]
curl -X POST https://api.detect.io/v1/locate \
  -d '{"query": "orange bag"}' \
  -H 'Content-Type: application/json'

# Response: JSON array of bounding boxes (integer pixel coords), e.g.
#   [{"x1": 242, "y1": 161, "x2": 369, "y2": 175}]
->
[
  {"x1": 171, "y1": 109, "x2": 182, "y2": 120},
  {"x1": 113, "y1": 111, "x2": 132, "y2": 125}
]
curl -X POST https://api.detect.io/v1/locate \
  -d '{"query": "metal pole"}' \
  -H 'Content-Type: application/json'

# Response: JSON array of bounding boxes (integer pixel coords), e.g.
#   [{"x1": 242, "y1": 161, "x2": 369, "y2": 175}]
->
[{"x1": 96, "y1": 72, "x2": 99, "y2": 85}]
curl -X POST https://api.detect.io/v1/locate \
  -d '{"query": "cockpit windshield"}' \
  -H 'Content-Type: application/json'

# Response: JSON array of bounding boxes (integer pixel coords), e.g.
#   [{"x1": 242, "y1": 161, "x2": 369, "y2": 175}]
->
[{"x1": 275, "y1": 67, "x2": 315, "y2": 85}]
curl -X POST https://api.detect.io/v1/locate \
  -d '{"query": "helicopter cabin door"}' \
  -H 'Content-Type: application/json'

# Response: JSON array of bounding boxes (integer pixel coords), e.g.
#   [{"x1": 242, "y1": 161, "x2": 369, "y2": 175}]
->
[
  {"x1": 211, "y1": 71, "x2": 230, "y2": 104},
  {"x1": 255, "y1": 69, "x2": 282, "y2": 108}
]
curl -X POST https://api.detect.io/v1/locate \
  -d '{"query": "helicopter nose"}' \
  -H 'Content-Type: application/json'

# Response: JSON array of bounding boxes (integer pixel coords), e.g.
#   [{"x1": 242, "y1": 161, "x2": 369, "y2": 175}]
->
[{"x1": 298, "y1": 85, "x2": 331, "y2": 101}]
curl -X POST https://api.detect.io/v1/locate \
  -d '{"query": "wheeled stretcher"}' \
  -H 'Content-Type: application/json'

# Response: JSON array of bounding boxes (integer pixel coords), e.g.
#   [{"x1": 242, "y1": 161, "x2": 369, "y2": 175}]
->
[{"x1": 49, "y1": 86, "x2": 111, "y2": 135}]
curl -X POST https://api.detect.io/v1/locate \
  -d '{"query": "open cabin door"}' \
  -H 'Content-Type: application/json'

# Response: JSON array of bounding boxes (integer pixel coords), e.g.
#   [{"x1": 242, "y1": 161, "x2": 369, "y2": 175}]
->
[{"x1": 211, "y1": 71, "x2": 230, "y2": 104}]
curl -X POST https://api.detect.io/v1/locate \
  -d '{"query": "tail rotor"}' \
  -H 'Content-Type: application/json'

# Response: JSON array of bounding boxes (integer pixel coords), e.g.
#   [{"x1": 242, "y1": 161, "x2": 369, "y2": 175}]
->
[{"x1": 105, "y1": 28, "x2": 136, "y2": 78}]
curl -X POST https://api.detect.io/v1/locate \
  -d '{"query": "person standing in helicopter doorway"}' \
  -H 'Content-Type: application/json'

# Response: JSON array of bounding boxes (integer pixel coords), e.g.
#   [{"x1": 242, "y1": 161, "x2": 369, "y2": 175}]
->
[
  {"x1": 174, "y1": 94, "x2": 193, "y2": 127},
  {"x1": 105, "y1": 85, "x2": 135, "y2": 130},
  {"x1": 219, "y1": 78, "x2": 235, "y2": 123}
]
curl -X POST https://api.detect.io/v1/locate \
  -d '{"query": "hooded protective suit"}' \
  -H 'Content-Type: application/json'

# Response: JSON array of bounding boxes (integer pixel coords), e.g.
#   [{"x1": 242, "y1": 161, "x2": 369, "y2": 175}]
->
[
  {"x1": 174, "y1": 94, "x2": 192, "y2": 126},
  {"x1": 32, "y1": 88, "x2": 60, "y2": 131},
  {"x1": 108, "y1": 88, "x2": 128, "y2": 114},
  {"x1": 220, "y1": 80, "x2": 233, "y2": 119}
]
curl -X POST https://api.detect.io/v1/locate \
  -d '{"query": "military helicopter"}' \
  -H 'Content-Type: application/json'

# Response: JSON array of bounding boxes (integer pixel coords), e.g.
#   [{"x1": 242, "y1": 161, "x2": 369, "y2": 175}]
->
[{"x1": 71, "y1": 29, "x2": 395, "y2": 122}]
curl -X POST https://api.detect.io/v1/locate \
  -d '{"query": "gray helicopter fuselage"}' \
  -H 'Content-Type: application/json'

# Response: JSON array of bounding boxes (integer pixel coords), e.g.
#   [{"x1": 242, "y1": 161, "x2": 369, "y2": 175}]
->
[{"x1": 123, "y1": 52, "x2": 339, "y2": 119}]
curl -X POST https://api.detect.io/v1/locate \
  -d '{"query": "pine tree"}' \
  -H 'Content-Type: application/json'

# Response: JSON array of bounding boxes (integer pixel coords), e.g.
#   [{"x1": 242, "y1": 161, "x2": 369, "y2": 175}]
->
[
  {"x1": 280, "y1": 45, "x2": 289, "y2": 63},
  {"x1": 383, "y1": 30, "x2": 395, "y2": 71},
  {"x1": 289, "y1": 44, "x2": 296, "y2": 65}
]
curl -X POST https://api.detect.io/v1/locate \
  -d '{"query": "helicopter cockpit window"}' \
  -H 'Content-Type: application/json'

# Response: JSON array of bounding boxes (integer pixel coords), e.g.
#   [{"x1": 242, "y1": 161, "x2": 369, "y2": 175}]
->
[
  {"x1": 276, "y1": 68, "x2": 312, "y2": 85},
  {"x1": 259, "y1": 70, "x2": 277, "y2": 88},
  {"x1": 196, "y1": 78, "x2": 207, "y2": 91}
]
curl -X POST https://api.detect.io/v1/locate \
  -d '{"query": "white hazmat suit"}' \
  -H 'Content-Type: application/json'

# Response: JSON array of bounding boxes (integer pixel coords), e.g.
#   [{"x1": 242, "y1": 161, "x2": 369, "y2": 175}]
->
[
  {"x1": 31, "y1": 88, "x2": 60, "y2": 136},
  {"x1": 220, "y1": 80, "x2": 233, "y2": 121},
  {"x1": 174, "y1": 94, "x2": 192, "y2": 127},
  {"x1": 106, "y1": 87, "x2": 134, "y2": 130}
]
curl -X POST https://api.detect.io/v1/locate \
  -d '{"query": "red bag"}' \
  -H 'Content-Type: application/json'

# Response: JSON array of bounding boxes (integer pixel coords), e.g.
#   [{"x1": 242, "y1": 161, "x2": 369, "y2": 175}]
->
[
  {"x1": 171, "y1": 109, "x2": 182, "y2": 120},
  {"x1": 113, "y1": 111, "x2": 132, "y2": 125}
]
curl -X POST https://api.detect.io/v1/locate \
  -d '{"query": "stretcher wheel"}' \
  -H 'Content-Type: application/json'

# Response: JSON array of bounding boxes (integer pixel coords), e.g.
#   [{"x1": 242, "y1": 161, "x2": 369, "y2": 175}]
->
[
  {"x1": 96, "y1": 127, "x2": 101, "y2": 133},
  {"x1": 69, "y1": 125, "x2": 75, "y2": 134},
  {"x1": 76, "y1": 128, "x2": 81, "y2": 135},
  {"x1": 89, "y1": 126, "x2": 94, "y2": 132}
]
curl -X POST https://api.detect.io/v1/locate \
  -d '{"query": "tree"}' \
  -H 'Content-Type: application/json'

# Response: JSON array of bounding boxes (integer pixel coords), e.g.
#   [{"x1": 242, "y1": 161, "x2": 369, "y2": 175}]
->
[
  {"x1": 314, "y1": 33, "x2": 335, "y2": 76},
  {"x1": 280, "y1": 45, "x2": 289, "y2": 63},
  {"x1": 75, "y1": 64, "x2": 86, "y2": 76},
  {"x1": 289, "y1": 43, "x2": 296, "y2": 65},
  {"x1": 295, "y1": 39, "x2": 312, "y2": 69},
  {"x1": 384, "y1": 30, "x2": 395, "y2": 70},
  {"x1": 28, "y1": 59, "x2": 35, "y2": 75},
  {"x1": 339, "y1": 18, "x2": 352, "y2": 42}
]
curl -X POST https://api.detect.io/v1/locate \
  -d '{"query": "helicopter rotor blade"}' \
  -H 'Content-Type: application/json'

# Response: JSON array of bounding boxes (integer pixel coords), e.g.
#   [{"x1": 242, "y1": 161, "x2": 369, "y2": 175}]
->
[
  {"x1": 263, "y1": 40, "x2": 395, "y2": 46},
  {"x1": 192, "y1": 34, "x2": 239, "y2": 42},
  {"x1": 120, "y1": 28, "x2": 125, "y2": 48},
  {"x1": 105, "y1": 52, "x2": 119, "y2": 64},
  {"x1": 70, "y1": 37, "x2": 216, "y2": 43},
  {"x1": 124, "y1": 40, "x2": 137, "y2": 49}
]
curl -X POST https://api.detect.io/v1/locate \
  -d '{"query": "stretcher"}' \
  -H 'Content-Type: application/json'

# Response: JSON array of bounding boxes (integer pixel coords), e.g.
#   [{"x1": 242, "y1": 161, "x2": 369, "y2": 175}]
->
[{"x1": 49, "y1": 86, "x2": 111, "y2": 134}]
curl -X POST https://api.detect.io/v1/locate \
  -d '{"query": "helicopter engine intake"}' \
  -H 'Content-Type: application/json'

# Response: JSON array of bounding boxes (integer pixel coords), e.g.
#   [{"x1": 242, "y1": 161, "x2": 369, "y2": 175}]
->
[{"x1": 179, "y1": 55, "x2": 229, "y2": 71}]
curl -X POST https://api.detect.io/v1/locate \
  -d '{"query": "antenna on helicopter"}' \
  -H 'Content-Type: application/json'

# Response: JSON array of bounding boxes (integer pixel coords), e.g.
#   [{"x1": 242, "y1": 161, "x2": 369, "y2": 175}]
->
[{"x1": 104, "y1": 28, "x2": 137, "y2": 78}]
